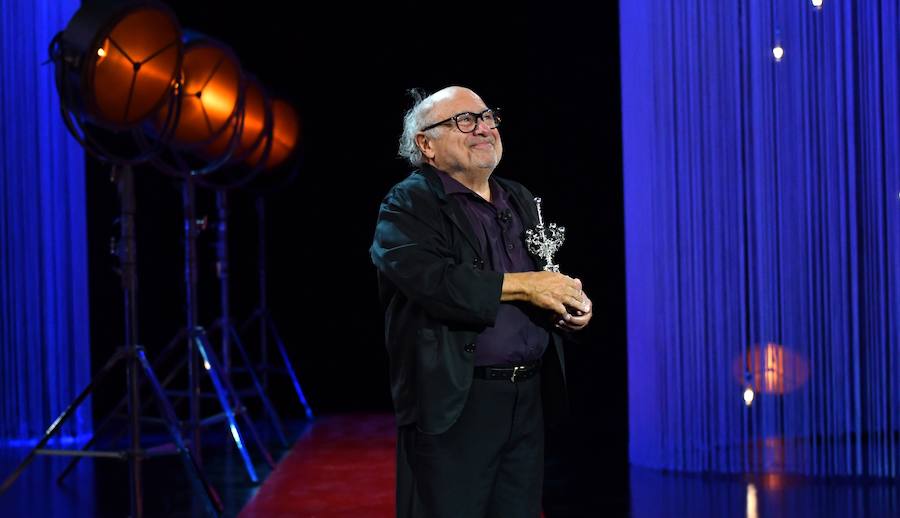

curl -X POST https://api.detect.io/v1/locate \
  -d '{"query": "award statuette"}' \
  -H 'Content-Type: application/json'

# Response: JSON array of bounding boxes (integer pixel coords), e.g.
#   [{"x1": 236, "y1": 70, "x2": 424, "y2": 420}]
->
[{"x1": 525, "y1": 197, "x2": 566, "y2": 272}]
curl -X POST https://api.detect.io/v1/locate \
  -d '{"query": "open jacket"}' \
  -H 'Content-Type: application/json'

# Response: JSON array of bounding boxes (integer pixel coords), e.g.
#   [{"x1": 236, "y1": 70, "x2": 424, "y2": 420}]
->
[{"x1": 370, "y1": 165, "x2": 568, "y2": 434}]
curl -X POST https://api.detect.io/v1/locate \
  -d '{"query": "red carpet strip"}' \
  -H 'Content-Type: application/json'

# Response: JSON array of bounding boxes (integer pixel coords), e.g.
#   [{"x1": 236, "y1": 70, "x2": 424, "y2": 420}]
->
[
  {"x1": 238, "y1": 413, "x2": 545, "y2": 518},
  {"x1": 238, "y1": 413, "x2": 396, "y2": 518}
]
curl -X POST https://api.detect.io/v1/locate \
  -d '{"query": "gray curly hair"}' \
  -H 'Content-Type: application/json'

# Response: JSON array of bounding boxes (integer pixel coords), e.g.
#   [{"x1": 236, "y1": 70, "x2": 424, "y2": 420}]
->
[{"x1": 398, "y1": 88, "x2": 440, "y2": 167}]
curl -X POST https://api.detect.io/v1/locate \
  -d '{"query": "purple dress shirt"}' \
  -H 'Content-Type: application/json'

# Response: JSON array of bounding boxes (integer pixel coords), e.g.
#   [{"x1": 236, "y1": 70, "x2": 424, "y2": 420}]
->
[{"x1": 436, "y1": 169, "x2": 550, "y2": 367}]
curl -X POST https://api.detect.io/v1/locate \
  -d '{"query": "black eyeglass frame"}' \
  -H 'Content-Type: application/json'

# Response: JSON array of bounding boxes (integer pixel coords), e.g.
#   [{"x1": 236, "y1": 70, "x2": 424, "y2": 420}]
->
[{"x1": 419, "y1": 108, "x2": 501, "y2": 133}]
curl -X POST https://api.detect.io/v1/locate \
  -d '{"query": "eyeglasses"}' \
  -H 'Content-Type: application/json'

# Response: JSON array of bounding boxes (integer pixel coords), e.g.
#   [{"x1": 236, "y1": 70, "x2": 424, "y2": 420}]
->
[{"x1": 420, "y1": 108, "x2": 501, "y2": 133}]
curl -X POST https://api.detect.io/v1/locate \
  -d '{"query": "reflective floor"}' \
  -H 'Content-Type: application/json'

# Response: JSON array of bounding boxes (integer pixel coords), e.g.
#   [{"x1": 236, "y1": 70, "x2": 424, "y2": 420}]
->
[
  {"x1": 2, "y1": 417, "x2": 898, "y2": 518},
  {"x1": 0, "y1": 417, "x2": 307, "y2": 518},
  {"x1": 629, "y1": 467, "x2": 899, "y2": 518},
  {"x1": 0, "y1": 448, "x2": 98, "y2": 518}
]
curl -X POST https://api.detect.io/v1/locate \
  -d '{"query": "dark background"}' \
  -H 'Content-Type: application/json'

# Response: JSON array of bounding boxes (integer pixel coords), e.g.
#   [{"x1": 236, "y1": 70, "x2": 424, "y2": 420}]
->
[{"x1": 85, "y1": 2, "x2": 628, "y2": 515}]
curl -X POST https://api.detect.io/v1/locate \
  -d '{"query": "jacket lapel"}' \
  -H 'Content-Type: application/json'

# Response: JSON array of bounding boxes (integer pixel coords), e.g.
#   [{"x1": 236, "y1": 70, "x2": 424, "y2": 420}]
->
[
  {"x1": 419, "y1": 167, "x2": 484, "y2": 258},
  {"x1": 440, "y1": 202, "x2": 483, "y2": 257}
]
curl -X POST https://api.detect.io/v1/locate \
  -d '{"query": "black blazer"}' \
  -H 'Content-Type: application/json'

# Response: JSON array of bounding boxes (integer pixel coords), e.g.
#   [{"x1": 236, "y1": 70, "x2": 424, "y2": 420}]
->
[{"x1": 370, "y1": 165, "x2": 567, "y2": 434}]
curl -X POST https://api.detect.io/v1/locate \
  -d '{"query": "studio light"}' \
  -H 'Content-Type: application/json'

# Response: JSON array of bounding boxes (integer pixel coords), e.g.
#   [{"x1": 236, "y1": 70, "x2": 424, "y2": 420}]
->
[
  {"x1": 142, "y1": 31, "x2": 249, "y2": 181},
  {"x1": 49, "y1": 0, "x2": 183, "y2": 163},
  {"x1": 204, "y1": 75, "x2": 269, "y2": 163},
  {"x1": 247, "y1": 97, "x2": 299, "y2": 170},
  {"x1": 156, "y1": 33, "x2": 242, "y2": 149},
  {"x1": 57, "y1": 1, "x2": 182, "y2": 129}
]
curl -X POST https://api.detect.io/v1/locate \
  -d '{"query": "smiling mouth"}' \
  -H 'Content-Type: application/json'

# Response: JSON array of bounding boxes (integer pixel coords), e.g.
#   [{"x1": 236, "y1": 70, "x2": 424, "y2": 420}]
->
[{"x1": 471, "y1": 142, "x2": 494, "y2": 149}]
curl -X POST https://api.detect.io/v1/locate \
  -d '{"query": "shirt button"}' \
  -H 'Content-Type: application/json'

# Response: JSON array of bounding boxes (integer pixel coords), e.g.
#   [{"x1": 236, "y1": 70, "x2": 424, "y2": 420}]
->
[
  {"x1": 507, "y1": 243, "x2": 514, "y2": 250},
  {"x1": 464, "y1": 343, "x2": 476, "y2": 353}
]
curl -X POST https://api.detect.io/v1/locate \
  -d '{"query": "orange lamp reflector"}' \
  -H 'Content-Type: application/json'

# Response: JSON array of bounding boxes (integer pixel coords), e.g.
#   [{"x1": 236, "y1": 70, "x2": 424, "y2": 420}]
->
[
  {"x1": 86, "y1": 7, "x2": 181, "y2": 127},
  {"x1": 246, "y1": 98, "x2": 299, "y2": 169},
  {"x1": 236, "y1": 79, "x2": 268, "y2": 156},
  {"x1": 203, "y1": 77, "x2": 267, "y2": 161},
  {"x1": 162, "y1": 41, "x2": 241, "y2": 148}
]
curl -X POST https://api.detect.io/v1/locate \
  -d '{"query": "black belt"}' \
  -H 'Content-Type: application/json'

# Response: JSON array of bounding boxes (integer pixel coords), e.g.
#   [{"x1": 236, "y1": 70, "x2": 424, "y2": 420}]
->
[{"x1": 473, "y1": 359, "x2": 541, "y2": 383}]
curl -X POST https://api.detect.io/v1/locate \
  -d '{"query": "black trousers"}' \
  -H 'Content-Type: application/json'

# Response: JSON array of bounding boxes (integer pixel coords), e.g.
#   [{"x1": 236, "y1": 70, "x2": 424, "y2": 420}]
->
[{"x1": 396, "y1": 373, "x2": 544, "y2": 518}]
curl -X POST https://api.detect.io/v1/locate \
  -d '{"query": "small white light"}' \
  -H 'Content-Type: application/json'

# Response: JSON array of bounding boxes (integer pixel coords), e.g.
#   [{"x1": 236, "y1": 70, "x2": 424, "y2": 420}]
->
[
  {"x1": 97, "y1": 48, "x2": 106, "y2": 57},
  {"x1": 811, "y1": 0, "x2": 823, "y2": 9},
  {"x1": 772, "y1": 45, "x2": 784, "y2": 61},
  {"x1": 203, "y1": 360, "x2": 211, "y2": 370},
  {"x1": 743, "y1": 387, "x2": 755, "y2": 406},
  {"x1": 746, "y1": 483, "x2": 759, "y2": 518},
  {"x1": 229, "y1": 423, "x2": 243, "y2": 445}
]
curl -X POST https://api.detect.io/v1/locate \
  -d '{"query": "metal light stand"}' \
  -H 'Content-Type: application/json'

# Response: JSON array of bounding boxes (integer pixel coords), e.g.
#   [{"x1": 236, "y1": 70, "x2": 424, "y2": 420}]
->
[
  {"x1": 160, "y1": 175, "x2": 275, "y2": 482},
  {"x1": 58, "y1": 161, "x2": 278, "y2": 490},
  {"x1": 0, "y1": 165, "x2": 223, "y2": 518},
  {"x1": 239, "y1": 196, "x2": 314, "y2": 419},
  {"x1": 207, "y1": 190, "x2": 289, "y2": 447}
]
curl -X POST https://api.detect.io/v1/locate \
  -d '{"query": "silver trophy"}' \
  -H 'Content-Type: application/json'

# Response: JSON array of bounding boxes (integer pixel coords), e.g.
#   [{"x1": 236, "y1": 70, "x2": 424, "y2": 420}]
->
[{"x1": 525, "y1": 197, "x2": 566, "y2": 272}]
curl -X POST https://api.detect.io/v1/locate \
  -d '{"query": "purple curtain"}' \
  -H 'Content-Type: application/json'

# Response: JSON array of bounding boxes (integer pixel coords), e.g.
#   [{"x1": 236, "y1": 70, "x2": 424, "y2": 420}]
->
[
  {"x1": 0, "y1": 0, "x2": 90, "y2": 443},
  {"x1": 621, "y1": 0, "x2": 899, "y2": 476}
]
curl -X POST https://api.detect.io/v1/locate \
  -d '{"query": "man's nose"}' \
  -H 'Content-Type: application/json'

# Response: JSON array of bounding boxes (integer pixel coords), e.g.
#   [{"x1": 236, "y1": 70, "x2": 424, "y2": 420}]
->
[{"x1": 473, "y1": 117, "x2": 493, "y2": 135}]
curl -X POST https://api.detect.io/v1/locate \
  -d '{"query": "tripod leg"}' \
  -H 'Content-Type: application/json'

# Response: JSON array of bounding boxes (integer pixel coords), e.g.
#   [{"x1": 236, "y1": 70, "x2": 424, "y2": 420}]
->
[
  {"x1": 196, "y1": 332, "x2": 276, "y2": 469},
  {"x1": 234, "y1": 402, "x2": 276, "y2": 469},
  {"x1": 265, "y1": 313, "x2": 314, "y2": 419},
  {"x1": 0, "y1": 348, "x2": 128, "y2": 495},
  {"x1": 227, "y1": 324, "x2": 289, "y2": 447},
  {"x1": 127, "y1": 345, "x2": 143, "y2": 518},
  {"x1": 57, "y1": 352, "x2": 188, "y2": 484},
  {"x1": 192, "y1": 332, "x2": 260, "y2": 483},
  {"x1": 137, "y1": 349, "x2": 223, "y2": 516}
]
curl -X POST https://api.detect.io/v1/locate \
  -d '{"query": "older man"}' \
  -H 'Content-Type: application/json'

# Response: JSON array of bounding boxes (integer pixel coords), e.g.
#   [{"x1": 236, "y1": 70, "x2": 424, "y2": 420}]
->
[{"x1": 370, "y1": 86, "x2": 592, "y2": 518}]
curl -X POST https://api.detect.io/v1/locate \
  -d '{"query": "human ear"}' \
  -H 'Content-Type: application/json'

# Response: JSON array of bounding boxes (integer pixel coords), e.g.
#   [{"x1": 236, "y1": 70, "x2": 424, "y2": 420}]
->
[{"x1": 416, "y1": 133, "x2": 435, "y2": 159}]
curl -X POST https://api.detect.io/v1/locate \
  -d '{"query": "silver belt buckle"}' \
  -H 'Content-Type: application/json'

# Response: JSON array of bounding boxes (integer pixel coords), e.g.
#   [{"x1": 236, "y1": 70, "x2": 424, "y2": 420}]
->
[{"x1": 510, "y1": 366, "x2": 521, "y2": 383}]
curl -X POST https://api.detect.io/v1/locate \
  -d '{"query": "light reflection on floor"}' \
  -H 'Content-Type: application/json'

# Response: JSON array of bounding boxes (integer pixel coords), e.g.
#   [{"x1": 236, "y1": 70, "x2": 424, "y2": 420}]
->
[
  {"x1": 3, "y1": 428, "x2": 898, "y2": 518},
  {"x1": 0, "y1": 448, "x2": 96, "y2": 518},
  {"x1": 0, "y1": 418, "x2": 305, "y2": 517},
  {"x1": 630, "y1": 466, "x2": 899, "y2": 518}
]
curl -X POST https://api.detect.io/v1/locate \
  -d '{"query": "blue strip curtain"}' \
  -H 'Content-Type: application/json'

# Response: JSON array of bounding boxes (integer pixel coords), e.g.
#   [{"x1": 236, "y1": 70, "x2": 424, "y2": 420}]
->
[
  {"x1": 0, "y1": 0, "x2": 90, "y2": 443},
  {"x1": 621, "y1": 0, "x2": 899, "y2": 476}
]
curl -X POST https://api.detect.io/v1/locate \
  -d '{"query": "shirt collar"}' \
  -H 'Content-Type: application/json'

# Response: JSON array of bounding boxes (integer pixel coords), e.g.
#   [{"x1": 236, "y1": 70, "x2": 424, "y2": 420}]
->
[{"x1": 432, "y1": 167, "x2": 508, "y2": 205}]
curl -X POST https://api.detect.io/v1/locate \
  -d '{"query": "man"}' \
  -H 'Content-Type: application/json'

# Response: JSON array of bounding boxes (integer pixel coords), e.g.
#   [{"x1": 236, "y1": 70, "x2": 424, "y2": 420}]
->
[{"x1": 370, "y1": 86, "x2": 592, "y2": 518}]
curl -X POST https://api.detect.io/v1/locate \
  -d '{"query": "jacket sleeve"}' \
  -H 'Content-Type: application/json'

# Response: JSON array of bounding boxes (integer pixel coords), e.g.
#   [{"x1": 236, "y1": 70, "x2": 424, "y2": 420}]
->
[{"x1": 370, "y1": 187, "x2": 502, "y2": 326}]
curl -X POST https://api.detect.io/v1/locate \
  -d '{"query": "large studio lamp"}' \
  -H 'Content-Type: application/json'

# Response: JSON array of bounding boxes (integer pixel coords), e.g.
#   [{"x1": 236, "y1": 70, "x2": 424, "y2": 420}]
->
[
  {"x1": 194, "y1": 75, "x2": 270, "y2": 190},
  {"x1": 246, "y1": 97, "x2": 300, "y2": 170},
  {"x1": 149, "y1": 32, "x2": 244, "y2": 177},
  {"x1": 155, "y1": 32, "x2": 243, "y2": 150},
  {"x1": 204, "y1": 75, "x2": 269, "y2": 163},
  {"x1": 51, "y1": 0, "x2": 183, "y2": 161}
]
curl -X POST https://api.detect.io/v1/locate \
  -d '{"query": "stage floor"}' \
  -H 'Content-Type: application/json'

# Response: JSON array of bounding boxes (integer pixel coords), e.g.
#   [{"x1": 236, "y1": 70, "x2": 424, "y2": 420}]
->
[{"x1": 2, "y1": 413, "x2": 897, "y2": 517}]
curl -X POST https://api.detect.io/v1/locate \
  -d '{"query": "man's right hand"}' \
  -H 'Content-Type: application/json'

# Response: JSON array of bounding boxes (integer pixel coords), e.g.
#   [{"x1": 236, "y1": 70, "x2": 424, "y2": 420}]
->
[{"x1": 501, "y1": 271, "x2": 590, "y2": 317}]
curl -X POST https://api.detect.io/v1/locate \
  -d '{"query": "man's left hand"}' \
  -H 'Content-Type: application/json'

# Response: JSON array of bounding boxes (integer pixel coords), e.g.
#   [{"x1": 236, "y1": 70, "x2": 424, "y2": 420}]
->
[{"x1": 555, "y1": 291, "x2": 593, "y2": 332}]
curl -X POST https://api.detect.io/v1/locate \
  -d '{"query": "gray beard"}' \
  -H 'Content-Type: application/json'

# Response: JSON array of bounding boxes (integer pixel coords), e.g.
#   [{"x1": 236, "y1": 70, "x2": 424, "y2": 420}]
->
[{"x1": 473, "y1": 154, "x2": 500, "y2": 170}]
